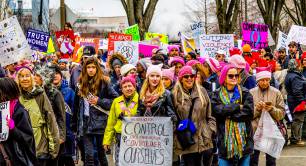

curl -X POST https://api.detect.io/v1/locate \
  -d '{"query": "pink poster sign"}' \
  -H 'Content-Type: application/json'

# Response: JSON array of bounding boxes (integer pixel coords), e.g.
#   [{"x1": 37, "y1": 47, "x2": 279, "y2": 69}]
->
[
  {"x1": 138, "y1": 43, "x2": 159, "y2": 57},
  {"x1": 241, "y1": 22, "x2": 269, "y2": 49}
]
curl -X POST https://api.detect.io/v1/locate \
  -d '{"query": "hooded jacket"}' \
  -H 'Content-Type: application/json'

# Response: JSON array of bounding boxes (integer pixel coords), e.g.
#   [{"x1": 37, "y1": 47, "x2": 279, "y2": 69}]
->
[{"x1": 19, "y1": 86, "x2": 60, "y2": 159}]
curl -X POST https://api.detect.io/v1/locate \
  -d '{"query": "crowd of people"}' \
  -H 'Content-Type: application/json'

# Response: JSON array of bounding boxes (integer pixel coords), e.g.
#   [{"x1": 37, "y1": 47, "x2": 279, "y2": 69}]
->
[{"x1": 0, "y1": 29, "x2": 306, "y2": 166}]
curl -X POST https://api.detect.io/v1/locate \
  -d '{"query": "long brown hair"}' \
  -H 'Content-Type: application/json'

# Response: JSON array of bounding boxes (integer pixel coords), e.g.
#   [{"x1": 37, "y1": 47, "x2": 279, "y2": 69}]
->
[{"x1": 79, "y1": 57, "x2": 109, "y2": 97}]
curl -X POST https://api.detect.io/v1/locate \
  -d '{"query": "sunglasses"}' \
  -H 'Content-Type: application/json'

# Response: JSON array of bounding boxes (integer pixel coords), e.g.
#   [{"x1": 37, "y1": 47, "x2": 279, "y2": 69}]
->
[
  {"x1": 227, "y1": 74, "x2": 239, "y2": 79},
  {"x1": 183, "y1": 75, "x2": 195, "y2": 79}
]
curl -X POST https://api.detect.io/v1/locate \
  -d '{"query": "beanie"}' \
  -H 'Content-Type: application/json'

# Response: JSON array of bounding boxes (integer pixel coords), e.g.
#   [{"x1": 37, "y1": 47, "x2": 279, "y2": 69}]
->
[
  {"x1": 168, "y1": 45, "x2": 180, "y2": 53},
  {"x1": 256, "y1": 66, "x2": 272, "y2": 82},
  {"x1": 146, "y1": 64, "x2": 163, "y2": 78},
  {"x1": 229, "y1": 54, "x2": 246, "y2": 69},
  {"x1": 178, "y1": 66, "x2": 195, "y2": 80},
  {"x1": 120, "y1": 75, "x2": 136, "y2": 88},
  {"x1": 162, "y1": 67, "x2": 175, "y2": 82},
  {"x1": 137, "y1": 58, "x2": 151, "y2": 70},
  {"x1": 120, "y1": 64, "x2": 136, "y2": 76},
  {"x1": 83, "y1": 46, "x2": 96, "y2": 57},
  {"x1": 219, "y1": 64, "x2": 237, "y2": 85},
  {"x1": 168, "y1": 56, "x2": 185, "y2": 66},
  {"x1": 242, "y1": 44, "x2": 251, "y2": 53},
  {"x1": 207, "y1": 57, "x2": 221, "y2": 73},
  {"x1": 112, "y1": 59, "x2": 123, "y2": 67},
  {"x1": 186, "y1": 60, "x2": 200, "y2": 67}
]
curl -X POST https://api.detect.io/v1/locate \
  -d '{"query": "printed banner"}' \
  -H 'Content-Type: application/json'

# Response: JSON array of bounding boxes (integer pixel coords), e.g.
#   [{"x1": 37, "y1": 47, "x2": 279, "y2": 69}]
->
[
  {"x1": 119, "y1": 117, "x2": 173, "y2": 166},
  {"x1": 108, "y1": 33, "x2": 132, "y2": 56},
  {"x1": 145, "y1": 32, "x2": 169, "y2": 44},
  {"x1": 72, "y1": 37, "x2": 100, "y2": 62},
  {"x1": 55, "y1": 30, "x2": 75, "y2": 58},
  {"x1": 276, "y1": 31, "x2": 288, "y2": 50},
  {"x1": 287, "y1": 25, "x2": 306, "y2": 46},
  {"x1": 199, "y1": 34, "x2": 234, "y2": 58},
  {"x1": 114, "y1": 41, "x2": 139, "y2": 65},
  {"x1": 190, "y1": 22, "x2": 205, "y2": 48},
  {"x1": 0, "y1": 16, "x2": 32, "y2": 66},
  {"x1": 138, "y1": 43, "x2": 159, "y2": 57},
  {"x1": 0, "y1": 101, "x2": 10, "y2": 141},
  {"x1": 125, "y1": 24, "x2": 140, "y2": 41},
  {"x1": 241, "y1": 22, "x2": 269, "y2": 49},
  {"x1": 26, "y1": 28, "x2": 50, "y2": 52}
]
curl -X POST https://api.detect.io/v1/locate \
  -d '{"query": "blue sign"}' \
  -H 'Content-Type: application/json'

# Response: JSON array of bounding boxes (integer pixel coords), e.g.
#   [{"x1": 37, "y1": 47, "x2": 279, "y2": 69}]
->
[{"x1": 26, "y1": 28, "x2": 50, "y2": 52}]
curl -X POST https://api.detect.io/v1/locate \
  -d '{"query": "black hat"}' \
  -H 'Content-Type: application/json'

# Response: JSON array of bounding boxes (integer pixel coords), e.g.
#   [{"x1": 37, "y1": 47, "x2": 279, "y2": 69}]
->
[{"x1": 83, "y1": 46, "x2": 96, "y2": 57}]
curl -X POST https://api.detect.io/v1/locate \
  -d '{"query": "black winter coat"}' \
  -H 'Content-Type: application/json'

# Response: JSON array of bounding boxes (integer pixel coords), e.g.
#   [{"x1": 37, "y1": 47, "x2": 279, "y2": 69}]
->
[
  {"x1": 1, "y1": 102, "x2": 36, "y2": 166},
  {"x1": 138, "y1": 90, "x2": 177, "y2": 122},
  {"x1": 285, "y1": 71, "x2": 306, "y2": 113},
  {"x1": 211, "y1": 87, "x2": 254, "y2": 160},
  {"x1": 72, "y1": 80, "x2": 119, "y2": 136}
]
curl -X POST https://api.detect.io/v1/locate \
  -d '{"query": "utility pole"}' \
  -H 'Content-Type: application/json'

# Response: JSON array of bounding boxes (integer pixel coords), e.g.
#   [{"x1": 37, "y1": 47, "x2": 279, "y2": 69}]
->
[
  {"x1": 204, "y1": 0, "x2": 208, "y2": 33},
  {"x1": 17, "y1": 0, "x2": 23, "y2": 23},
  {"x1": 244, "y1": 0, "x2": 247, "y2": 22},
  {"x1": 60, "y1": 0, "x2": 66, "y2": 29}
]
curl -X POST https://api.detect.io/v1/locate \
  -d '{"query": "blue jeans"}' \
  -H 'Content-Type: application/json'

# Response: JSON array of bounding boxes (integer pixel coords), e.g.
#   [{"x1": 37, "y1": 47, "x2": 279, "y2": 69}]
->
[
  {"x1": 83, "y1": 134, "x2": 108, "y2": 166},
  {"x1": 218, "y1": 155, "x2": 250, "y2": 166}
]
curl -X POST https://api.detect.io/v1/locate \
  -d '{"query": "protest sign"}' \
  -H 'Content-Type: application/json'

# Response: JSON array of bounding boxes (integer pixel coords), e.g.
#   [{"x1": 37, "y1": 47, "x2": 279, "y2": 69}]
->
[
  {"x1": 180, "y1": 33, "x2": 196, "y2": 55},
  {"x1": 114, "y1": 41, "x2": 139, "y2": 65},
  {"x1": 119, "y1": 117, "x2": 173, "y2": 166},
  {"x1": 0, "y1": 101, "x2": 10, "y2": 141},
  {"x1": 138, "y1": 43, "x2": 159, "y2": 57},
  {"x1": 0, "y1": 16, "x2": 32, "y2": 66},
  {"x1": 199, "y1": 34, "x2": 234, "y2": 58},
  {"x1": 26, "y1": 28, "x2": 50, "y2": 52},
  {"x1": 276, "y1": 31, "x2": 287, "y2": 50},
  {"x1": 190, "y1": 22, "x2": 205, "y2": 48},
  {"x1": 287, "y1": 25, "x2": 306, "y2": 46},
  {"x1": 125, "y1": 24, "x2": 140, "y2": 41},
  {"x1": 72, "y1": 37, "x2": 99, "y2": 62},
  {"x1": 241, "y1": 22, "x2": 269, "y2": 49},
  {"x1": 55, "y1": 30, "x2": 75, "y2": 58},
  {"x1": 108, "y1": 33, "x2": 132, "y2": 55},
  {"x1": 145, "y1": 32, "x2": 168, "y2": 44},
  {"x1": 99, "y1": 39, "x2": 108, "y2": 50}
]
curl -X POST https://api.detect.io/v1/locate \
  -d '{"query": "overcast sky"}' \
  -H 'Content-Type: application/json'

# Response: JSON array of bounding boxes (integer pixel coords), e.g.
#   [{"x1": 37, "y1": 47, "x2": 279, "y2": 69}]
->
[{"x1": 21, "y1": 0, "x2": 203, "y2": 39}]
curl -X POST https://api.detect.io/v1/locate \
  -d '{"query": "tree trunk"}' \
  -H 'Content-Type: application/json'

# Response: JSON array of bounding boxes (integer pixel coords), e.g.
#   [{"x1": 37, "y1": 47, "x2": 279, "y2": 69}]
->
[{"x1": 216, "y1": 0, "x2": 241, "y2": 34}]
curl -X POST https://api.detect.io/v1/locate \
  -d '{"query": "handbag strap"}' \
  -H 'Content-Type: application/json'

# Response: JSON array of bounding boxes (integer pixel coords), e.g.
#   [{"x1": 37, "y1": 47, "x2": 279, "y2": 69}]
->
[{"x1": 187, "y1": 98, "x2": 196, "y2": 120}]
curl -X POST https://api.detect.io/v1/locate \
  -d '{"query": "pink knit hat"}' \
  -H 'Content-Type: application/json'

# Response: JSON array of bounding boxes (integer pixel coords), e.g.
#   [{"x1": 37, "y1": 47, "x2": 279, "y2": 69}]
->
[
  {"x1": 206, "y1": 57, "x2": 221, "y2": 73},
  {"x1": 197, "y1": 57, "x2": 206, "y2": 64},
  {"x1": 178, "y1": 66, "x2": 195, "y2": 80},
  {"x1": 162, "y1": 67, "x2": 175, "y2": 82},
  {"x1": 168, "y1": 45, "x2": 180, "y2": 53},
  {"x1": 186, "y1": 60, "x2": 200, "y2": 67},
  {"x1": 168, "y1": 56, "x2": 185, "y2": 66},
  {"x1": 219, "y1": 64, "x2": 237, "y2": 85},
  {"x1": 146, "y1": 64, "x2": 163, "y2": 78},
  {"x1": 256, "y1": 66, "x2": 272, "y2": 82},
  {"x1": 120, "y1": 75, "x2": 136, "y2": 87},
  {"x1": 228, "y1": 54, "x2": 246, "y2": 69}
]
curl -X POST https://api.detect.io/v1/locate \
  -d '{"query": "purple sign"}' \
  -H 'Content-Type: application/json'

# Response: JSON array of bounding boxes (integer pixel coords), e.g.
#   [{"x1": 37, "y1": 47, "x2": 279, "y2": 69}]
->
[
  {"x1": 26, "y1": 28, "x2": 50, "y2": 52},
  {"x1": 241, "y1": 22, "x2": 268, "y2": 49}
]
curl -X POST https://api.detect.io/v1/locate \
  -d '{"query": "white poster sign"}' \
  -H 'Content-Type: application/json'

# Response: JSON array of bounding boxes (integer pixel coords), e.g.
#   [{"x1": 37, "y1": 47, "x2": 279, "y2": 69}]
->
[
  {"x1": 119, "y1": 117, "x2": 173, "y2": 166},
  {"x1": 0, "y1": 101, "x2": 10, "y2": 142},
  {"x1": 287, "y1": 25, "x2": 306, "y2": 46},
  {"x1": 190, "y1": 22, "x2": 205, "y2": 49},
  {"x1": 114, "y1": 41, "x2": 139, "y2": 66},
  {"x1": 200, "y1": 34, "x2": 234, "y2": 58},
  {"x1": 276, "y1": 31, "x2": 288, "y2": 50},
  {"x1": 0, "y1": 16, "x2": 32, "y2": 66}
]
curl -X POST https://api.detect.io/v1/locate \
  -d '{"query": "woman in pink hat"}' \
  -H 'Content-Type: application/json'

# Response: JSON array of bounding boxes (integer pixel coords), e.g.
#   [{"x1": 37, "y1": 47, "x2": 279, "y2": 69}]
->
[{"x1": 211, "y1": 64, "x2": 254, "y2": 166}]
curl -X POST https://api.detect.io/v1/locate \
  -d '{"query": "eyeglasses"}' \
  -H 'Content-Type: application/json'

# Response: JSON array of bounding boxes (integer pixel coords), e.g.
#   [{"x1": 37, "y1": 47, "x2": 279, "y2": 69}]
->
[
  {"x1": 227, "y1": 74, "x2": 239, "y2": 79},
  {"x1": 183, "y1": 75, "x2": 195, "y2": 79}
]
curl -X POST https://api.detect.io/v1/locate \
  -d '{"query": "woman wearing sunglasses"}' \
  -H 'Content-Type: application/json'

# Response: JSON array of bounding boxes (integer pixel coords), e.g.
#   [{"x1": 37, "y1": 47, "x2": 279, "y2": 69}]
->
[
  {"x1": 211, "y1": 64, "x2": 254, "y2": 166},
  {"x1": 172, "y1": 66, "x2": 216, "y2": 166}
]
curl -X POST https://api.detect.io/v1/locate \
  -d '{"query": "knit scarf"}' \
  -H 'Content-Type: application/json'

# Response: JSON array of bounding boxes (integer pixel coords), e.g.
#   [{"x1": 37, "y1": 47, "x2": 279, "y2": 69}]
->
[
  {"x1": 219, "y1": 85, "x2": 247, "y2": 159},
  {"x1": 143, "y1": 90, "x2": 159, "y2": 116}
]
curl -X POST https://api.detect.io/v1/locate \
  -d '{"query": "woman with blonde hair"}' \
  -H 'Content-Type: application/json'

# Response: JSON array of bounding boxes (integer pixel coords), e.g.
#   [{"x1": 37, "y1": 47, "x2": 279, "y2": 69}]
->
[
  {"x1": 137, "y1": 64, "x2": 177, "y2": 120},
  {"x1": 172, "y1": 66, "x2": 216, "y2": 166},
  {"x1": 73, "y1": 57, "x2": 118, "y2": 166},
  {"x1": 16, "y1": 67, "x2": 60, "y2": 166}
]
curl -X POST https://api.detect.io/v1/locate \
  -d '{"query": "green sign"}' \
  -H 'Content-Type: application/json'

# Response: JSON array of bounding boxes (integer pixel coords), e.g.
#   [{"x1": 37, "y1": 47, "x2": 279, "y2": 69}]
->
[
  {"x1": 125, "y1": 24, "x2": 140, "y2": 41},
  {"x1": 145, "y1": 32, "x2": 169, "y2": 44}
]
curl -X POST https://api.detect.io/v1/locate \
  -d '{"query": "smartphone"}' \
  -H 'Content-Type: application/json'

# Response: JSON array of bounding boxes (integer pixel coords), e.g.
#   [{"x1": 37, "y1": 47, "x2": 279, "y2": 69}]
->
[{"x1": 265, "y1": 101, "x2": 272, "y2": 106}]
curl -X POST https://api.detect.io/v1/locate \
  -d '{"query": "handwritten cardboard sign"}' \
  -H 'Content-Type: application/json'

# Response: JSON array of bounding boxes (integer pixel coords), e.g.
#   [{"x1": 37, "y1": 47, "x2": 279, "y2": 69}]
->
[
  {"x1": 287, "y1": 25, "x2": 306, "y2": 46},
  {"x1": 114, "y1": 41, "x2": 139, "y2": 65},
  {"x1": 242, "y1": 22, "x2": 269, "y2": 49},
  {"x1": 0, "y1": 16, "x2": 32, "y2": 66},
  {"x1": 108, "y1": 33, "x2": 132, "y2": 55},
  {"x1": 276, "y1": 31, "x2": 287, "y2": 50},
  {"x1": 199, "y1": 34, "x2": 234, "y2": 58},
  {"x1": 0, "y1": 101, "x2": 10, "y2": 142},
  {"x1": 26, "y1": 28, "x2": 50, "y2": 52},
  {"x1": 190, "y1": 22, "x2": 205, "y2": 48},
  {"x1": 125, "y1": 24, "x2": 140, "y2": 41},
  {"x1": 145, "y1": 32, "x2": 168, "y2": 44},
  {"x1": 119, "y1": 117, "x2": 173, "y2": 166}
]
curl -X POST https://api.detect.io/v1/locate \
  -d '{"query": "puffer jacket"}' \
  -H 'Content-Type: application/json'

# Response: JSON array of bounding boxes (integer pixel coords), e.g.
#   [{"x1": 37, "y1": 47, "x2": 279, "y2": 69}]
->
[
  {"x1": 2, "y1": 101, "x2": 36, "y2": 165},
  {"x1": 19, "y1": 86, "x2": 60, "y2": 159},
  {"x1": 103, "y1": 93, "x2": 139, "y2": 146},
  {"x1": 211, "y1": 86, "x2": 254, "y2": 159},
  {"x1": 285, "y1": 70, "x2": 306, "y2": 113},
  {"x1": 72, "y1": 80, "x2": 119, "y2": 137},
  {"x1": 137, "y1": 90, "x2": 177, "y2": 122},
  {"x1": 173, "y1": 85, "x2": 216, "y2": 155}
]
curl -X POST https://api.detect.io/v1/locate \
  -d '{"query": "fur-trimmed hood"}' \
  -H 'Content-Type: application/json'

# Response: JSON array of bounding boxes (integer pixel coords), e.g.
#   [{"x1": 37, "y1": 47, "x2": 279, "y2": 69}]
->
[{"x1": 108, "y1": 53, "x2": 128, "y2": 71}]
